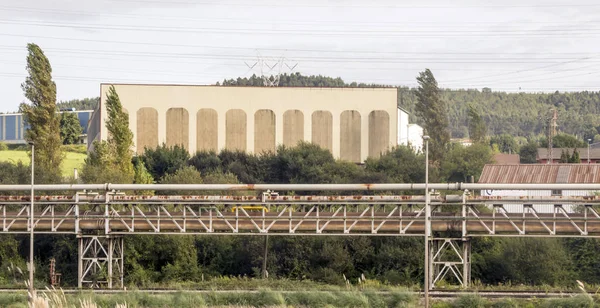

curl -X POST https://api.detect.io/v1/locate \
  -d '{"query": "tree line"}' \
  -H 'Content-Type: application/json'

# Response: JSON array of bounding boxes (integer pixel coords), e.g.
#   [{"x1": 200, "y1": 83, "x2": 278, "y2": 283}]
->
[{"x1": 222, "y1": 72, "x2": 600, "y2": 142}]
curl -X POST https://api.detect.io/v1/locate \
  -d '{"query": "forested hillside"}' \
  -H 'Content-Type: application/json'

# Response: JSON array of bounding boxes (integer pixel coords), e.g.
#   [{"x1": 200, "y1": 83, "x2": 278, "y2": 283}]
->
[
  {"x1": 56, "y1": 97, "x2": 99, "y2": 111},
  {"x1": 222, "y1": 73, "x2": 600, "y2": 140}
]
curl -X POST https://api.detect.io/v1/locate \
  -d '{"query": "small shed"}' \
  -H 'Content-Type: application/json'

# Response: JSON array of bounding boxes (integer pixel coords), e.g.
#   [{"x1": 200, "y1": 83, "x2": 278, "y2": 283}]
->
[
  {"x1": 478, "y1": 164, "x2": 600, "y2": 212},
  {"x1": 537, "y1": 148, "x2": 600, "y2": 164}
]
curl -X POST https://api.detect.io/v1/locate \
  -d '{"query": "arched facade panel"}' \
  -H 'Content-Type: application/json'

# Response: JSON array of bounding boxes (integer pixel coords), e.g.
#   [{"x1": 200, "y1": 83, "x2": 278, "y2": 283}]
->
[
  {"x1": 197, "y1": 108, "x2": 218, "y2": 152},
  {"x1": 283, "y1": 110, "x2": 304, "y2": 147},
  {"x1": 226, "y1": 109, "x2": 247, "y2": 151},
  {"x1": 166, "y1": 108, "x2": 189, "y2": 150},
  {"x1": 254, "y1": 109, "x2": 276, "y2": 153},
  {"x1": 368, "y1": 110, "x2": 390, "y2": 157},
  {"x1": 311, "y1": 111, "x2": 333, "y2": 152},
  {"x1": 340, "y1": 110, "x2": 361, "y2": 162},
  {"x1": 136, "y1": 107, "x2": 158, "y2": 154}
]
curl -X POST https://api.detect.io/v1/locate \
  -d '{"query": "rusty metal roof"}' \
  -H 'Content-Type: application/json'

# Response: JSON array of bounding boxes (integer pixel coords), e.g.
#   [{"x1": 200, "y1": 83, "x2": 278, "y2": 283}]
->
[{"x1": 478, "y1": 164, "x2": 600, "y2": 184}]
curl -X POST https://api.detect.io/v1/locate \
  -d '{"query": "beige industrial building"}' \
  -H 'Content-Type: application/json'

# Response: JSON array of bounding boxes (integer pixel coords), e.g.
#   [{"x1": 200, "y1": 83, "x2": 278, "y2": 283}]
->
[{"x1": 89, "y1": 84, "x2": 408, "y2": 163}]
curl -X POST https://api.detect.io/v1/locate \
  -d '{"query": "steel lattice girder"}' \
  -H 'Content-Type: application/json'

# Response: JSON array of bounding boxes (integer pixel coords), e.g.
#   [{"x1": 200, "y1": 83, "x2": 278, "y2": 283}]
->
[
  {"x1": 0, "y1": 194, "x2": 600, "y2": 236},
  {"x1": 78, "y1": 236, "x2": 123, "y2": 289}
]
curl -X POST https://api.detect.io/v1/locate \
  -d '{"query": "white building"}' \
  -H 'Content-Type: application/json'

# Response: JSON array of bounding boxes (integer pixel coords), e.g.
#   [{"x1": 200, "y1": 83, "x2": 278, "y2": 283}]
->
[
  {"x1": 397, "y1": 107, "x2": 423, "y2": 152},
  {"x1": 478, "y1": 164, "x2": 600, "y2": 213}
]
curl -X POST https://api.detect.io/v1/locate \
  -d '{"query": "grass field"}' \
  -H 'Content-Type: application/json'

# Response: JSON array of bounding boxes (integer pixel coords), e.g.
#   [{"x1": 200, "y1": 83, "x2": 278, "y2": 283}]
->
[{"x1": 0, "y1": 150, "x2": 86, "y2": 178}]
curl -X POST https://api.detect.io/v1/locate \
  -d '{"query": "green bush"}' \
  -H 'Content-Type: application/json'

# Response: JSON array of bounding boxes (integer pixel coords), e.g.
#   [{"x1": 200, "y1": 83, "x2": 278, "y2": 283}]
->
[
  {"x1": 140, "y1": 143, "x2": 190, "y2": 180},
  {"x1": 492, "y1": 298, "x2": 520, "y2": 308},
  {"x1": 9, "y1": 144, "x2": 28, "y2": 151},
  {"x1": 286, "y1": 291, "x2": 338, "y2": 307},
  {"x1": 0, "y1": 293, "x2": 26, "y2": 307},
  {"x1": 387, "y1": 291, "x2": 418, "y2": 308},
  {"x1": 62, "y1": 144, "x2": 87, "y2": 154},
  {"x1": 254, "y1": 289, "x2": 286, "y2": 306},
  {"x1": 0, "y1": 142, "x2": 7, "y2": 151},
  {"x1": 172, "y1": 292, "x2": 206, "y2": 308},
  {"x1": 541, "y1": 294, "x2": 594, "y2": 308},
  {"x1": 452, "y1": 294, "x2": 487, "y2": 308}
]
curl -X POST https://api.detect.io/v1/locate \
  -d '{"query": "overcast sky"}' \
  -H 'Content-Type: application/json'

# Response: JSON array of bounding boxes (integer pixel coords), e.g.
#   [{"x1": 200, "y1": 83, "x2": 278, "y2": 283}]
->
[{"x1": 1, "y1": 0, "x2": 599, "y2": 112}]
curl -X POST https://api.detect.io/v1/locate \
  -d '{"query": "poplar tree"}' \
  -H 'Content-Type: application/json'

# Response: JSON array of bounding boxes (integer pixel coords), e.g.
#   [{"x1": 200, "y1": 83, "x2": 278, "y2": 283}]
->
[
  {"x1": 81, "y1": 85, "x2": 134, "y2": 183},
  {"x1": 467, "y1": 104, "x2": 487, "y2": 144},
  {"x1": 19, "y1": 43, "x2": 63, "y2": 182},
  {"x1": 415, "y1": 69, "x2": 450, "y2": 164},
  {"x1": 105, "y1": 85, "x2": 134, "y2": 178}
]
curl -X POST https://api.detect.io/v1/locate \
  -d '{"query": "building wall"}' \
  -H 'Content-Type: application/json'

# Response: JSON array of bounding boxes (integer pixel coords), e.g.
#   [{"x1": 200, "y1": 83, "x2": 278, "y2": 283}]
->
[
  {"x1": 0, "y1": 111, "x2": 93, "y2": 145},
  {"x1": 538, "y1": 158, "x2": 600, "y2": 164},
  {"x1": 87, "y1": 109, "x2": 101, "y2": 147},
  {"x1": 97, "y1": 85, "x2": 398, "y2": 162},
  {"x1": 480, "y1": 189, "x2": 592, "y2": 213},
  {"x1": 397, "y1": 109, "x2": 409, "y2": 145}
]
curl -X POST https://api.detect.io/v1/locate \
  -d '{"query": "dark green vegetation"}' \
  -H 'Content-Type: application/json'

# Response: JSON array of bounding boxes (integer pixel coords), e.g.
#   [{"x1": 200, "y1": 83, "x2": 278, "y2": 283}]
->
[
  {"x1": 415, "y1": 69, "x2": 450, "y2": 164},
  {"x1": 57, "y1": 97, "x2": 99, "y2": 111},
  {"x1": 82, "y1": 85, "x2": 136, "y2": 184},
  {"x1": 59, "y1": 112, "x2": 83, "y2": 145}
]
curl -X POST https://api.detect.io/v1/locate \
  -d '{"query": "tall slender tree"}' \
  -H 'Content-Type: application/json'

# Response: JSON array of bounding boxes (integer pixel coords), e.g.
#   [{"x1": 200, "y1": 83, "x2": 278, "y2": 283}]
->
[
  {"x1": 105, "y1": 85, "x2": 134, "y2": 178},
  {"x1": 81, "y1": 85, "x2": 134, "y2": 183},
  {"x1": 415, "y1": 69, "x2": 450, "y2": 163},
  {"x1": 19, "y1": 43, "x2": 63, "y2": 182},
  {"x1": 467, "y1": 104, "x2": 487, "y2": 144}
]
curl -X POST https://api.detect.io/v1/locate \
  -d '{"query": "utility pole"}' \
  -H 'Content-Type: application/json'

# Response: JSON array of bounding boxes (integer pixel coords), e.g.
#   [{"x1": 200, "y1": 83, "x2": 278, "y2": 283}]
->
[
  {"x1": 546, "y1": 109, "x2": 557, "y2": 164},
  {"x1": 588, "y1": 139, "x2": 592, "y2": 164},
  {"x1": 423, "y1": 135, "x2": 430, "y2": 308},
  {"x1": 28, "y1": 141, "x2": 35, "y2": 302}
]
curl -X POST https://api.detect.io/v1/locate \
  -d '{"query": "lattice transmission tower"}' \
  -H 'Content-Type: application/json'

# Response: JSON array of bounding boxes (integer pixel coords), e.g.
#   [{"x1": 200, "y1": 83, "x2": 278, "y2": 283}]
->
[{"x1": 245, "y1": 51, "x2": 298, "y2": 86}]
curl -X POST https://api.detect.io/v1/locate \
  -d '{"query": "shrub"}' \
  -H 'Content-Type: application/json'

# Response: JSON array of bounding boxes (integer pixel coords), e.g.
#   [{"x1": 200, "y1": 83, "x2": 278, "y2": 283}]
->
[
  {"x1": 541, "y1": 294, "x2": 594, "y2": 308},
  {"x1": 452, "y1": 294, "x2": 487, "y2": 308},
  {"x1": 62, "y1": 144, "x2": 87, "y2": 154},
  {"x1": 140, "y1": 144, "x2": 190, "y2": 180},
  {"x1": 0, "y1": 142, "x2": 7, "y2": 151}
]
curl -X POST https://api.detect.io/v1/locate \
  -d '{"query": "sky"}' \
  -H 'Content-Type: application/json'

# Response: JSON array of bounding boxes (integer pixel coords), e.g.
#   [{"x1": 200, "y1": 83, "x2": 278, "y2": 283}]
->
[{"x1": 1, "y1": 0, "x2": 599, "y2": 112}]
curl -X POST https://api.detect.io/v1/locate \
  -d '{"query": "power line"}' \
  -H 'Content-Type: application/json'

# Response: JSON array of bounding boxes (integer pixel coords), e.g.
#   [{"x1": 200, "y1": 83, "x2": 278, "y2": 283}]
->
[
  {"x1": 1, "y1": 5, "x2": 598, "y2": 27},
  {"x1": 1, "y1": 33, "x2": 598, "y2": 56},
  {"x1": 441, "y1": 55, "x2": 598, "y2": 84},
  {"x1": 2, "y1": 20, "x2": 600, "y2": 38},
  {"x1": 2, "y1": 45, "x2": 600, "y2": 63},
  {"x1": 89, "y1": 0, "x2": 600, "y2": 9},
  {"x1": 445, "y1": 63, "x2": 600, "y2": 86}
]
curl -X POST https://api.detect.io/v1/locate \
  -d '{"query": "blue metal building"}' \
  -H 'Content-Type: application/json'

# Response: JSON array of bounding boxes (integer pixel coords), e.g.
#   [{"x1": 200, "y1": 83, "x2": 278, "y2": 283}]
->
[{"x1": 0, "y1": 110, "x2": 94, "y2": 144}]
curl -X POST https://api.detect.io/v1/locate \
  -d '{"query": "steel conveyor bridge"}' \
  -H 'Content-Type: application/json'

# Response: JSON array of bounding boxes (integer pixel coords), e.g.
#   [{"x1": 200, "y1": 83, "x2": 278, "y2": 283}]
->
[{"x1": 2, "y1": 183, "x2": 599, "y2": 290}]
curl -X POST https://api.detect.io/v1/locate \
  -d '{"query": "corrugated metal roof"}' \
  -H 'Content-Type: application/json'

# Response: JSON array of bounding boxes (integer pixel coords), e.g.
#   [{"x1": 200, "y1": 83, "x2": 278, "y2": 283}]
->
[
  {"x1": 478, "y1": 164, "x2": 600, "y2": 183},
  {"x1": 556, "y1": 166, "x2": 570, "y2": 183}
]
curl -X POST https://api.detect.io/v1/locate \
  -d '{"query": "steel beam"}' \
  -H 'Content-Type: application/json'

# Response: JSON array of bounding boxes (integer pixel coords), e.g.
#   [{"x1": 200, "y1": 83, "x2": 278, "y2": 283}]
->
[{"x1": 1, "y1": 182, "x2": 600, "y2": 192}]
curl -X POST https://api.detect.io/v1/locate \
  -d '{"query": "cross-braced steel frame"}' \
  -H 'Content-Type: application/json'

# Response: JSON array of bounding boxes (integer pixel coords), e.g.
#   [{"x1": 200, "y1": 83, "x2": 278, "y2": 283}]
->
[
  {"x1": 1, "y1": 183, "x2": 600, "y2": 289},
  {"x1": 78, "y1": 235, "x2": 123, "y2": 289}
]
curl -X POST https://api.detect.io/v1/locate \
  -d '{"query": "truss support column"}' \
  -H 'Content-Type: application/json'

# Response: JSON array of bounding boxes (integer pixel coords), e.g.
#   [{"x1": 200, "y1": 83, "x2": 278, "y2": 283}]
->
[
  {"x1": 77, "y1": 236, "x2": 83, "y2": 289},
  {"x1": 430, "y1": 238, "x2": 471, "y2": 289},
  {"x1": 462, "y1": 238, "x2": 471, "y2": 288},
  {"x1": 77, "y1": 235, "x2": 124, "y2": 289}
]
